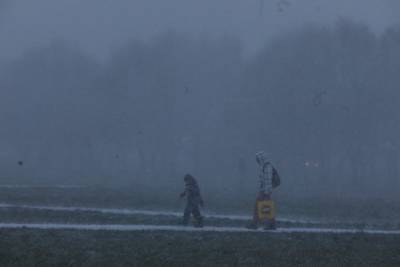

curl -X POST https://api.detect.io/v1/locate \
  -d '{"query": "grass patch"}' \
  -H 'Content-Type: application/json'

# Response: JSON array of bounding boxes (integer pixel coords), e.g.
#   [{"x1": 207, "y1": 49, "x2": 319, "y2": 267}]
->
[{"x1": 0, "y1": 229, "x2": 399, "y2": 266}]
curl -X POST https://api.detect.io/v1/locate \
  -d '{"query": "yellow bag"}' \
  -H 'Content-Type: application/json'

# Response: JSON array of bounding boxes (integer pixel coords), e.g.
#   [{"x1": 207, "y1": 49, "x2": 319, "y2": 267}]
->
[{"x1": 257, "y1": 200, "x2": 276, "y2": 220}]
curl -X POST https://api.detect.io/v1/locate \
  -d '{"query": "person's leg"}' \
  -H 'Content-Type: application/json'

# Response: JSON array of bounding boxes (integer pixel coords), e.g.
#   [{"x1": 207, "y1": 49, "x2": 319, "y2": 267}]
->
[
  {"x1": 183, "y1": 204, "x2": 192, "y2": 226},
  {"x1": 247, "y1": 195, "x2": 261, "y2": 229},
  {"x1": 264, "y1": 216, "x2": 276, "y2": 230},
  {"x1": 269, "y1": 217, "x2": 276, "y2": 229},
  {"x1": 252, "y1": 199, "x2": 259, "y2": 224},
  {"x1": 192, "y1": 205, "x2": 203, "y2": 227},
  {"x1": 263, "y1": 194, "x2": 276, "y2": 230}
]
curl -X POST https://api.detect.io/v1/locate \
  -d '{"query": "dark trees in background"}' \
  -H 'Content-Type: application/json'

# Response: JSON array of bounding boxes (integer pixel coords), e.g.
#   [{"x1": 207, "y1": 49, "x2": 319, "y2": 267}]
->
[{"x1": 0, "y1": 21, "x2": 399, "y2": 199}]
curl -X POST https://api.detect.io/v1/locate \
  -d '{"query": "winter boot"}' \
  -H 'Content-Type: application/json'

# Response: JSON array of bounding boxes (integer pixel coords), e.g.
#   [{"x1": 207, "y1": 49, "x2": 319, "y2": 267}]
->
[
  {"x1": 194, "y1": 217, "x2": 204, "y2": 228},
  {"x1": 263, "y1": 219, "x2": 276, "y2": 231}
]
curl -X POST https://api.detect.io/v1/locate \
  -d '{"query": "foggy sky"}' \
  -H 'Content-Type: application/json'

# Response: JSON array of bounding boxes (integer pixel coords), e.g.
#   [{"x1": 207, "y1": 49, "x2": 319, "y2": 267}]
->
[
  {"x1": 0, "y1": 0, "x2": 399, "y2": 198},
  {"x1": 0, "y1": 0, "x2": 398, "y2": 62}
]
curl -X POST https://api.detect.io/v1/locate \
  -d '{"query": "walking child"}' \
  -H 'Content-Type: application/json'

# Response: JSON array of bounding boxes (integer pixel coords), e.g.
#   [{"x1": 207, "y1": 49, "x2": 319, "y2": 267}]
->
[{"x1": 180, "y1": 174, "x2": 204, "y2": 227}]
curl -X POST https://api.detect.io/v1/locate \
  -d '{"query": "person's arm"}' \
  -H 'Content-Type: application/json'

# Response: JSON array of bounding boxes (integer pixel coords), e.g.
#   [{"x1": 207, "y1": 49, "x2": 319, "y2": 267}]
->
[{"x1": 180, "y1": 189, "x2": 186, "y2": 198}]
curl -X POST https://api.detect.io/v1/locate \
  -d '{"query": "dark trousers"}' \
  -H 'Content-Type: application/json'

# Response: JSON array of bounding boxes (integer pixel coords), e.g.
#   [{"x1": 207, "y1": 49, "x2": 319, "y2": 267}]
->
[{"x1": 183, "y1": 203, "x2": 203, "y2": 225}]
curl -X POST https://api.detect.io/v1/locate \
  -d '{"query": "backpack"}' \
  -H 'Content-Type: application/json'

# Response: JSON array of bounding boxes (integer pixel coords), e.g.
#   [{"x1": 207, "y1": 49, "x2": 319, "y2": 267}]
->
[{"x1": 272, "y1": 167, "x2": 281, "y2": 188}]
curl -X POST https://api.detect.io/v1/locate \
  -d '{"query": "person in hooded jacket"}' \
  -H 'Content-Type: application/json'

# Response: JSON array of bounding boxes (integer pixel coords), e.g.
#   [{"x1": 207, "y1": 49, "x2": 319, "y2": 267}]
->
[
  {"x1": 247, "y1": 151, "x2": 280, "y2": 230},
  {"x1": 180, "y1": 174, "x2": 204, "y2": 227}
]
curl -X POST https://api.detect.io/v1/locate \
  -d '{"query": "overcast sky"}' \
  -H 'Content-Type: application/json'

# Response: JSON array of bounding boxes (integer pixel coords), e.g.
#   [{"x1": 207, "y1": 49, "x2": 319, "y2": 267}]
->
[{"x1": 0, "y1": 0, "x2": 398, "y2": 61}]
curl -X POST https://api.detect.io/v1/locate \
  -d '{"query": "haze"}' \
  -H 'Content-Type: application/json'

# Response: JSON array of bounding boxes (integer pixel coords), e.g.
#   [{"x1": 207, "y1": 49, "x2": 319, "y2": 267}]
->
[
  {"x1": 0, "y1": 0, "x2": 399, "y2": 61},
  {"x1": 0, "y1": 0, "x2": 399, "y2": 202}
]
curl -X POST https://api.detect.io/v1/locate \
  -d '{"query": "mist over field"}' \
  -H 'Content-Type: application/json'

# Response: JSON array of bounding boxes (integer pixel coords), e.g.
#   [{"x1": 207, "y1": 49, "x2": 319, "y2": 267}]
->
[{"x1": 0, "y1": 0, "x2": 399, "y2": 201}]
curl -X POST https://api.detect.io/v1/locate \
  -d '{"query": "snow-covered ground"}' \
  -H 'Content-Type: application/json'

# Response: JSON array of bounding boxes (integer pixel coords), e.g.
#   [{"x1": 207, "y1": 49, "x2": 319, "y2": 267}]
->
[
  {"x1": 0, "y1": 222, "x2": 399, "y2": 235},
  {"x1": 0, "y1": 185, "x2": 86, "y2": 189},
  {"x1": 0, "y1": 202, "x2": 398, "y2": 229},
  {"x1": 0, "y1": 202, "x2": 399, "y2": 234},
  {"x1": 0, "y1": 203, "x2": 331, "y2": 224}
]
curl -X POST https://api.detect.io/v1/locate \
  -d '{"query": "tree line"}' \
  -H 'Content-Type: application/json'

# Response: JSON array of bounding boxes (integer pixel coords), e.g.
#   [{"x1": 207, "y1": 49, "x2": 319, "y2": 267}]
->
[{"x1": 0, "y1": 20, "x2": 399, "y2": 199}]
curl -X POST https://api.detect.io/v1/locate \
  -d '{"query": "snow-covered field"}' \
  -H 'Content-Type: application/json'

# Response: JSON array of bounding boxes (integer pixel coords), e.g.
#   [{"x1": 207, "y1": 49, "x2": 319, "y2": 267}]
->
[
  {"x1": 1, "y1": 202, "x2": 398, "y2": 227},
  {"x1": 0, "y1": 186, "x2": 399, "y2": 266},
  {"x1": 0, "y1": 184, "x2": 86, "y2": 189},
  {"x1": 0, "y1": 202, "x2": 399, "y2": 235},
  {"x1": 0, "y1": 186, "x2": 399, "y2": 235},
  {"x1": 0, "y1": 202, "x2": 320, "y2": 224},
  {"x1": 0, "y1": 222, "x2": 399, "y2": 235}
]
